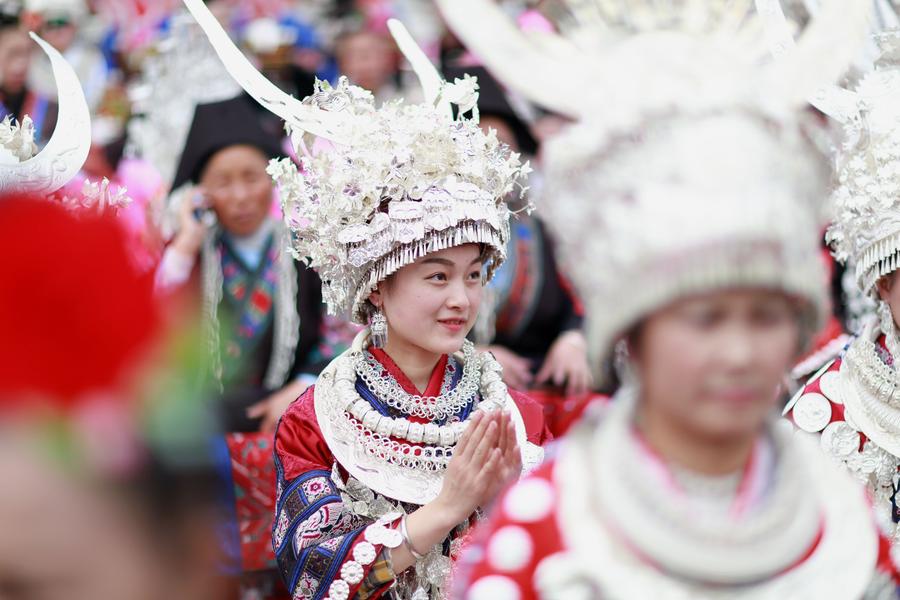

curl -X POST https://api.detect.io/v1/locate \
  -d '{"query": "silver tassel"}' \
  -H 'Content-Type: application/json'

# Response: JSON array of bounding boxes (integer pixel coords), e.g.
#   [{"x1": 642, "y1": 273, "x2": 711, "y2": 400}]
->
[{"x1": 369, "y1": 309, "x2": 389, "y2": 348}]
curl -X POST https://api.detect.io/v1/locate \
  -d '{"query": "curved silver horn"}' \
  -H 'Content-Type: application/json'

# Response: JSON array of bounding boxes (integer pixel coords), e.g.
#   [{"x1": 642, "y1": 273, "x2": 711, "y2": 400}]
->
[
  {"x1": 0, "y1": 33, "x2": 91, "y2": 195},
  {"x1": 386, "y1": 19, "x2": 450, "y2": 119}
]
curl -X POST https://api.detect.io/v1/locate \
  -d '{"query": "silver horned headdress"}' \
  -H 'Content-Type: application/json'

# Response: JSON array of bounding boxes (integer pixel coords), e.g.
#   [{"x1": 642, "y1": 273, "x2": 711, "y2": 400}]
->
[
  {"x1": 437, "y1": 0, "x2": 872, "y2": 366},
  {"x1": 0, "y1": 33, "x2": 90, "y2": 195},
  {"x1": 183, "y1": 0, "x2": 529, "y2": 323}
]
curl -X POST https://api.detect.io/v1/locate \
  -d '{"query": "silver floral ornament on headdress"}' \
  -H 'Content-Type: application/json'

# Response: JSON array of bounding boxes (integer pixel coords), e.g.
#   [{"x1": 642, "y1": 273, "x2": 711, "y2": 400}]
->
[
  {"x1": 0, "y1": 116, "x2": 37, "y2": 165},
  {"x1": 183, "y1": 0, "x2": 530, "y2": 323}
]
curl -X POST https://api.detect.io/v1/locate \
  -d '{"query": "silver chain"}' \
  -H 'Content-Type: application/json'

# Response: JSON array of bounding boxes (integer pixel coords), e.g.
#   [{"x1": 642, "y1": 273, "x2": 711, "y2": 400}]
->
[{"x1": 354, "y1": 340, "x2": 481, "y2": 421}]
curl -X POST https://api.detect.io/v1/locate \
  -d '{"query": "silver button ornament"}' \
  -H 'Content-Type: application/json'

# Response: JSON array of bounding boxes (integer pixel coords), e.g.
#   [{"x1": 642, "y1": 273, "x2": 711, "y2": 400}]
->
[
  {"x1": 353, "y1": 541, "x2": 377, "y2": 565},
  {"x1": 328, "y1": 580, "x2": 350, "y2": 600},
  {"x1": 340, "y1": 561, "x2": 364, "y2": 585},
  {"x1": 818, "y1": 371, "x2": 843, "y2": 404},
  {"x1": 820, "y1": 421, "x2": 860, "y2": 457},
  {"x1": 365, "y1": 523, "x2": 403, "y2": 549},
  {"x1": 792, "y1": 393, "x2": 832, "y2": 432}
]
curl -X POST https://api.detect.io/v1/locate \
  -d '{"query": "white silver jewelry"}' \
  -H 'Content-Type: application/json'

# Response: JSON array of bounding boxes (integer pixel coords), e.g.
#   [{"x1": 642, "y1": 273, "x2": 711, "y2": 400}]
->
[
  {"x1": 792, "y1": 393, "x2": 832, "y2": 433},
  {"x1": 878, "y1": 300, "x2": 900, "y2": 361},
  {"x1": 352, "y1": 541, "x2": 377, "y2": 565},
  {"x1": 340, "y1": 561, "x2": 364, "y2": 585},
  {"x1": 424, "y1": 423, "x2": 441, "y2": 445},
  {"x1": 400, "y1": 514, "x2": 427, "y2": 560},
  {"x1": 327, "y1": 580, "x2": 350, "y2": 600},
  {"x1": 369, "y1": 308, "x2": 388, "y2": 349},
  {"x1": 408, "y1": 423, "x2": 425, "y2": 444},
  {"x1": 328, "y1": 343, "x2": 511, "y2": 471},
  {"x1": 356, "y1": 340, "x2": 481, "y2": 421}
]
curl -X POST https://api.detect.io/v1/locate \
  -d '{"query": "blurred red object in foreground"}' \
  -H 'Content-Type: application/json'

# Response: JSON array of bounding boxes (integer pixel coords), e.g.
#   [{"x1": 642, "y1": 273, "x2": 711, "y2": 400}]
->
[
  {"x1": 0, "y1": 194, "x2": 160, "y2": 406},
  {"x1": 526, "y1": 389, "x2": 608, "y2": 438}
]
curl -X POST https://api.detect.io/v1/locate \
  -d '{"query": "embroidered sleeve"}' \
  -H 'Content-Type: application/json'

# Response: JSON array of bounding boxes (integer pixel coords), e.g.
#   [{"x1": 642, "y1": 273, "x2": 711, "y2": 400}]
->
[
  {"x1": 273, "y1": 390, "x2": 403, "y2": 599},
  {"x1": 273, "y1": 460, "x2": 410, "y2": 599}
]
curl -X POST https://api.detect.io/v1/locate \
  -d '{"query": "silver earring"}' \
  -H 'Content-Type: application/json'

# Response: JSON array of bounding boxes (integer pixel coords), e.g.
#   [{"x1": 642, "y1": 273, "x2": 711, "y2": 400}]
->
[
  {"x1": 879, "y1": 300, "x2": 896, "y2": 336},
  {"x1": 370, "y1": 308, "x2": 388, "y2": 349}
]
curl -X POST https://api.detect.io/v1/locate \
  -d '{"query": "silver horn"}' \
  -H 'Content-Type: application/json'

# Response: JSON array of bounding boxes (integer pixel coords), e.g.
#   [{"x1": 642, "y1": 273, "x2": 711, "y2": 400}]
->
[{"x1": 0, "y1": 33, "x2": 91, "y2": 195}]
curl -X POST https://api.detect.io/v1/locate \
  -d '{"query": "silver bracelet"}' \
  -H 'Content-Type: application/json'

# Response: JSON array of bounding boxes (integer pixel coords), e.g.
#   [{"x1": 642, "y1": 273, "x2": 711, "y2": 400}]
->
[{"x1": 400, "y1": 514, "x2": 426, "y2": 560}]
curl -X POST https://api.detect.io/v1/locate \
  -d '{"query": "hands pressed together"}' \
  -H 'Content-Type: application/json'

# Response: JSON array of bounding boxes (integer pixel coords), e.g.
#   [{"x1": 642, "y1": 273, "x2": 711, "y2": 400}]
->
[
  {"x1": 436, "y1": 409, "x2": 522, "y2": 522},
  {"x1": 393, "y1": 410, "x2": 523, "y2": 573}
]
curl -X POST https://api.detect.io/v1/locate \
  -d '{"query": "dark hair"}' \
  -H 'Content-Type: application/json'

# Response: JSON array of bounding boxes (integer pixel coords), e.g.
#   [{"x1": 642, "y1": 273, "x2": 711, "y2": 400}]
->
[{"x1": 0, "y1": 12, "x2": 21, "y2": 34}]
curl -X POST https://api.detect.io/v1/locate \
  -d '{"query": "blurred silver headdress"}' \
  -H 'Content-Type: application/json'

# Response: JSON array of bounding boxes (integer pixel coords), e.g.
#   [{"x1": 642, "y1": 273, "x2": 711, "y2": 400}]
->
[
  {"x1": 126, "y1": 12, "x2": 241, "y2": 186},
  {"x1": 437, "y1": 0, "x2": 872, "y2": 366}
]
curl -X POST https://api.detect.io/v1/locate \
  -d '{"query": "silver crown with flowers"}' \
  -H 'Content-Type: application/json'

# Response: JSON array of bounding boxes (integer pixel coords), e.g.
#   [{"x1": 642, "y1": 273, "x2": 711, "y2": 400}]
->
[
  {"x1": 823, "y1": 26, "x2": 900, "y2": 297},
  {"x1": 439, "y1": 0, "x2": 871, "y2": 367},
  {"x1": 183, "y1": 0, "x2": 530, "y2": 323}
]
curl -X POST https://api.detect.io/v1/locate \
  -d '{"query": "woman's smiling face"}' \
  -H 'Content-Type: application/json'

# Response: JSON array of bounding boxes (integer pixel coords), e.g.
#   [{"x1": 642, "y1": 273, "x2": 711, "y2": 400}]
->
[{"x1": 371, "y1": 244, "x2": 485, "y2": 357}]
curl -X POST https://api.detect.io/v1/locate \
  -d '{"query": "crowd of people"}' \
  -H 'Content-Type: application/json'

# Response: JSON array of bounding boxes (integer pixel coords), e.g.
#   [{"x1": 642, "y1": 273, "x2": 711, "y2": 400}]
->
[{"x1": 4, "y1": 0, "x2": 900, "y2": 599}]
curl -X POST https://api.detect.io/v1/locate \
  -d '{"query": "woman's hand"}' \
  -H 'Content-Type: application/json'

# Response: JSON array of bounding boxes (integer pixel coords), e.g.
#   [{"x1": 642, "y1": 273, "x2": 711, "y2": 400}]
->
[
  {"x1": 479, "y1": 411, "x2": 522, "y2": 508},
  {"x1": 482, "y1": 345, "x2": 534, "y2": 391},
  {"x1": 393, "y1": 410, "x2": 515, "y2": 573},
  {"x1": 170, "y1": 188, "x2": 210, "y2": 257},
  {"x1": 535, "y1": 329, "x2": 593, "y2": 396},
  {"x1": 433, "y1": 411, "x2": 505, "y2": 523}
]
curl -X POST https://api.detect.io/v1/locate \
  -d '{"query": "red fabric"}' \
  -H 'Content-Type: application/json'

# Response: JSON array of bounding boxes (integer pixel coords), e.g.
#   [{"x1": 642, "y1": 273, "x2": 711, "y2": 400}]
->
[
  {"x1": 226, "y1": 432, "x2": 278, "y2": 572},
  {"x1": 0, "y1": 196, "x2": 161, "y2": 406},
  {"x1": 275, "y1": 386, "x2": 332, "y2": 481},
  {"x1": 453, "y1": 462, "x2": 562, "y2": 600},
  {"x1": 454, "y1": 459, "x2": 900, "y2": 599},
  {"x1": 527, "y1": 390, "x2": 608, "y2": 438},
  {"x1": 509, "y1": 388, "x2": 553, "y2": 445}
]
